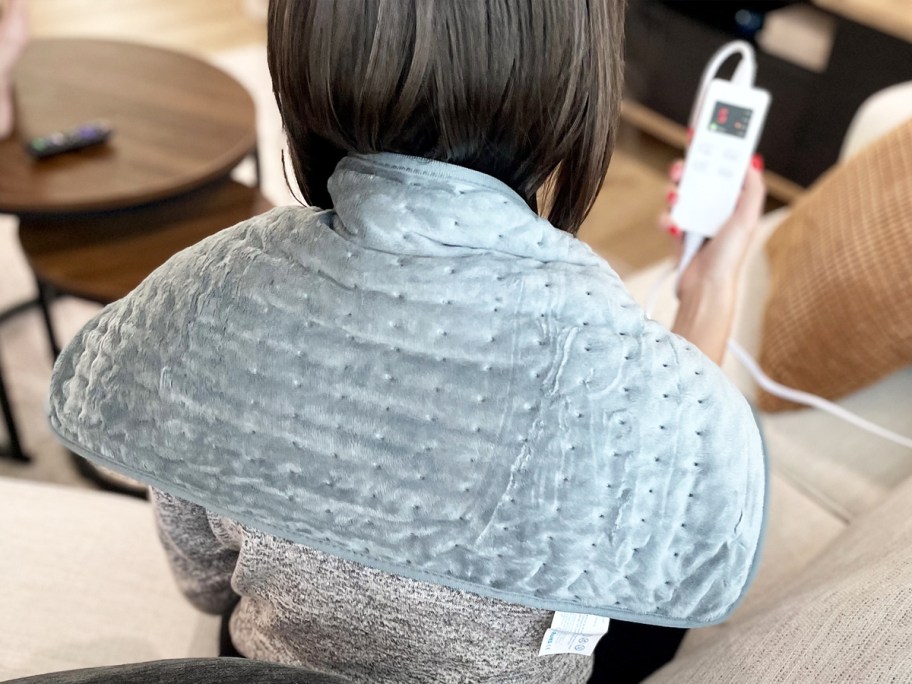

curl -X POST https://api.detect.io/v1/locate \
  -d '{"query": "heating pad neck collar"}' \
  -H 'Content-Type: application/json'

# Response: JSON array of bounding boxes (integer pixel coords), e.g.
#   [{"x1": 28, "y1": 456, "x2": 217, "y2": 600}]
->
[
  {"x1": 330, "y1": 153, "x2": 600, "y2": 265},
  {"x1": 48, "y1": 154, "x2": 767, "y2": 629}
]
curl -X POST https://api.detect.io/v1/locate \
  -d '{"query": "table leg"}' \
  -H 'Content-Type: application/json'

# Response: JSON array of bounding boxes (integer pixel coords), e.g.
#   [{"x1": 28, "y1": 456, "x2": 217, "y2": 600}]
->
[
  {"x1": 0, "y1": 357, "x2": 29, "y2": 462},
  {"x1": 252, "y1": 144, "x2": 262, "y2": 189},
  {"x1": 0, "y1": 297, "x2": 41, "y2": 326},
  {"x1": 0, "y1": 298, "x2": 40, "y2": 463},
  {"x1": 36, "y1": 278, "x2": 61, "y2": 360}
]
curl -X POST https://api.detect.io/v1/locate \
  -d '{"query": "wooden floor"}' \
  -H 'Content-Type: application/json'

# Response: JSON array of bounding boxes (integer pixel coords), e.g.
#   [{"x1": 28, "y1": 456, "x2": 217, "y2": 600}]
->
[
  {"x1": 28, "y1": 0, "x2": 266, "y2": 55},
  {"x1": 581, "y1": 129, "x2": 678, "y2": 273},
  {"x1": 26, "y1": 0, "x2": 674, "y2": 274}
]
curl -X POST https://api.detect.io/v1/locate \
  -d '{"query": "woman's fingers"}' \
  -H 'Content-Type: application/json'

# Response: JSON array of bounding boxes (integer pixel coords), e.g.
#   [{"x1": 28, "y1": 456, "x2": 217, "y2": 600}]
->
[
  {"x1": 660, "y1": 156, "x2": 764, "y2": 269},
  {"x1": 658, "y1": 210, "x2": 682, "y2": 239},
  {"x1": 661, "y1": 161, "x2": 683, "y2": 241},
  {"x1": 696, "y1": 162, "x2": 767, "y2": 278},
  {"x1": 722, "y1": 163, "x2": 767, "y2": 238},
  {"x1": 658, "y1": 211, "x2": 684, "y2": 262},
  {"x1": 661, "y1": 160, "x2": 683, "y2": 238}
]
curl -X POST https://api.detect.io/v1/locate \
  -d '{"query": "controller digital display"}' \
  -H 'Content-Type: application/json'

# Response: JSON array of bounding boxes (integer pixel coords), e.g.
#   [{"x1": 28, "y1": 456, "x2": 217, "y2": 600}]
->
[{"x1": 708, "y1": 101, "x2": 752, "y2": 138}]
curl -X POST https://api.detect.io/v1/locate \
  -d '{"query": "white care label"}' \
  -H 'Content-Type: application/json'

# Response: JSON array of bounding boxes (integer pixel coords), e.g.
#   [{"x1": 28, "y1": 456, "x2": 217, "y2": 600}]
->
[
  {"x1": 538, "y1": 611, "x2": 611, "y2": 657},
  {"x1": 551, "y1": 612, "x2": 612, "y2": 634}
]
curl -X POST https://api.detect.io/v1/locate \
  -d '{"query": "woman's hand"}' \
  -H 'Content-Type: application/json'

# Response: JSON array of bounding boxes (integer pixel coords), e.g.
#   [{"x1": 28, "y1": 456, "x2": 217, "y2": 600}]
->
[{"x1": 661, "y1": 156, "x2": 767, "y2": 364}]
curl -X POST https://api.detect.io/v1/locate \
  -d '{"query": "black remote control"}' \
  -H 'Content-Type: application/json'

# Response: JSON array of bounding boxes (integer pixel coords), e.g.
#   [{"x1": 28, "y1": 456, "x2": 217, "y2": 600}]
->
[{"x1": 26, "y1": 121, "x2": 113, "y2": 159}]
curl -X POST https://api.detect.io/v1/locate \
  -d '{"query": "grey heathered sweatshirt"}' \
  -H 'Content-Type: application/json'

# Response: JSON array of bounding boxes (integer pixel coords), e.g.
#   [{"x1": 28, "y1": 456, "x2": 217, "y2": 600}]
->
[{"x1": 152, "y1": 489, "x2": 593, "y2": 683}]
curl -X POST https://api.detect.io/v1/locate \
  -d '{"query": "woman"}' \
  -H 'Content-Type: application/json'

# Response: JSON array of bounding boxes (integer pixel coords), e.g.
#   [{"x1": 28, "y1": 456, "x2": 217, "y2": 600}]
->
[{"x1": 49, "y1": 2, "x2": 766, "y2": 682}]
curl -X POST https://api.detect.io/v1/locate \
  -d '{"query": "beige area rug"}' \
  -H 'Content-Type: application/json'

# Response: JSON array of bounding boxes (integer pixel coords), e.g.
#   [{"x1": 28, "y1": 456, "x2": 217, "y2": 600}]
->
[{"x1": 0, "y1": 44, "x2": 670, "y2": 489}]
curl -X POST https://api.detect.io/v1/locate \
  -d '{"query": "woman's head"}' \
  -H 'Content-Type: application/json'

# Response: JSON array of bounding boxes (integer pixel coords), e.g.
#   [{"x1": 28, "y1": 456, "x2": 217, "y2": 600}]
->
[{"x1": 267, "y1": 0, "x2": 626, "y2": 234}]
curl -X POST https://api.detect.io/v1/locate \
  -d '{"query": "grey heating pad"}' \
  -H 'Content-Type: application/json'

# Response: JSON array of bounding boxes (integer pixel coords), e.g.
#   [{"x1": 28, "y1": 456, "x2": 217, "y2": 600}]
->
[{"x1": 48, "y1": 152, "x2": 767, "y2": 628}]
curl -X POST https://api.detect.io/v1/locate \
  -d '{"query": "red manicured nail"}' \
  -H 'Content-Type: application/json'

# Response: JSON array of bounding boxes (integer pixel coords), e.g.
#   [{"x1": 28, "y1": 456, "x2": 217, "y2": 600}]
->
[
  {"x1": 669, "y1": 161, "x2": 684, "y2": 182},
  {"x1": 751, "y1": 154, "x2": 764, "y2": 171},
  {"x1": 667, "y1": 224, "x2": 681, "y2": 238},
  {"x1": 687, "y1": 127, "x2": 694, "y2": 144},
  {"x1": 667, "y1": 190, "x2": 678, "y2": 206}
]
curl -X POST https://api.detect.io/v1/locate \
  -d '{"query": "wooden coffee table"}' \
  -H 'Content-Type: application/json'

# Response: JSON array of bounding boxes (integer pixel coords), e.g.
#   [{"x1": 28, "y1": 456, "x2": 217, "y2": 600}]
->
[
  {"x1": 19, "y1": 180, "x2": 273, "y2": 306},
  {"x1": 0, "y1": 39, "x2": 266, "y2": 466},
  {"x1": 0, "y1": 38, "x2": 259, "y2": 213},
  {"x1": 18, "y1": 179, "x2": 273, "y2": 494}
]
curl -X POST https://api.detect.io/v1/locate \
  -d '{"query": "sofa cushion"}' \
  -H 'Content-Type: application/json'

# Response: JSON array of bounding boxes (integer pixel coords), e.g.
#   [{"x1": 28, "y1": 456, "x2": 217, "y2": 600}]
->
[
  {"x1": 758, "y1": 366, "x2": 912, "y2": 521},
  {"x1": 0, "y1": 478, "x2": 218, "y2": 681},
  {"x1": 644, "y1": 462, "x2": 912, "y2": 683},
  {"x1": 757, "y1": 119, "x2": 912, "y2": 411}
]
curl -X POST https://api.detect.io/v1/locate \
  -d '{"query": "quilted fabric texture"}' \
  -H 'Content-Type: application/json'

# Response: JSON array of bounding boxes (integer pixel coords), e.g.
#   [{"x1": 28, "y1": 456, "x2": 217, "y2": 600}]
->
[
  {"x1": 759, "y1": 119, "x2": 912, "y2": 411},
  {"x1": 49, "y1": 153, "x2": 766, "y2": 628}
]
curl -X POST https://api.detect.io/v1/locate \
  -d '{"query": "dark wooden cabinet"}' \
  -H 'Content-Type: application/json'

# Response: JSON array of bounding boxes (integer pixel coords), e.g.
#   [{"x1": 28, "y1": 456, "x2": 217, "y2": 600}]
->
[{"x1": 625, "y1": 1, "x2": 912, "y2": 187}]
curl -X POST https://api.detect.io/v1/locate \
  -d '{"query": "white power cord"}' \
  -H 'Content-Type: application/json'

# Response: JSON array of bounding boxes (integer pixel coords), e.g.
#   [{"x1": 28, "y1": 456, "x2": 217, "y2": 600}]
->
[
  {"x1": 645, "y1": 263, "x2": 676, "y2": 318},
  {"x1": 646, "y1": 264, "x2": 912, "y2": 450},
  {"x1": 676, "y1": 232, "x2": 705, "y2": 289},
  {"x1": 688, "y1": 40, "x2": 757, "y2": 129},
  {"x1": 664, "y1": 41, "x2": 911, "y2": 450},
  {"x1": 727, "y1": 340, "x2": 912, "y2": 449}
]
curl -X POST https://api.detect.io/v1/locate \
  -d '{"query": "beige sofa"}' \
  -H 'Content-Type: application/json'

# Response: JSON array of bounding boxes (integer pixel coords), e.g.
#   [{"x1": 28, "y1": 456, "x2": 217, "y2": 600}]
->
[
  {"x1": 632, "y1": 82, "x2": 912, "y2": 681},
  {"x1": 2, "y1": 89, "x2": 910, "y2": 681},
  {"x1": 0, "y1": 479, "x2": 220, "y2": 680}
]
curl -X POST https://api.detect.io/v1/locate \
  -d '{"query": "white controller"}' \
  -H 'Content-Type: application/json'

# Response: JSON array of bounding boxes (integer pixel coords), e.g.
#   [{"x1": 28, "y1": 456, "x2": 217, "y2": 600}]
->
[{"x1": 671, "y1": 78, "x2": 770, "y2": 238}]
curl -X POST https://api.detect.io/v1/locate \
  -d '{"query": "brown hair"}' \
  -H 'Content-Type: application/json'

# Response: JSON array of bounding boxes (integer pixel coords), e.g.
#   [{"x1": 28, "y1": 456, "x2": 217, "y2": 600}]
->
[{"x1": 267, "y1": 0, "x2": 625, "y2": 234}]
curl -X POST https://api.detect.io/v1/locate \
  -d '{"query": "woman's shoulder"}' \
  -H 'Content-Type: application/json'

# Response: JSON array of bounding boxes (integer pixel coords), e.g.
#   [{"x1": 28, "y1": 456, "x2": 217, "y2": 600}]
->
[
  {"x1": 174, "y1": 204, "x2": 323, "y2": 262},
  {"x1": 48, "y1": 205, "x2": 326, "y2": 397},
  {"x1": 135, "y1": 205, "x2": 326, "y2": 298},
  {"x1": 540, "y1": 266, "x2": 765, "y2": 485}
]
